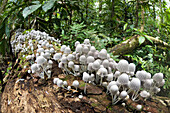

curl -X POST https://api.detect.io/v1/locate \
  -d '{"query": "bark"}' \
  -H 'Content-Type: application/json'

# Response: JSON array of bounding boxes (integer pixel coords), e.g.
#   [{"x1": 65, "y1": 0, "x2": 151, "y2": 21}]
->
[
  {"x1": 111, "y1": 35, "x2": 170, "y2": 55},
  {"x1": 111, "y1": 0, "x2": 115, "y2": 27},
  {"x1": 135, "y1": 0, "x2": 139, "y2": 28}
]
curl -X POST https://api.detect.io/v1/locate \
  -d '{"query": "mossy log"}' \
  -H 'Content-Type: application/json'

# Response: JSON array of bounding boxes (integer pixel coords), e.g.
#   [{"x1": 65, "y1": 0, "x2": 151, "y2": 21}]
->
[{"x1": 111, "y1": 35, "x2": 170, "y2": 55}]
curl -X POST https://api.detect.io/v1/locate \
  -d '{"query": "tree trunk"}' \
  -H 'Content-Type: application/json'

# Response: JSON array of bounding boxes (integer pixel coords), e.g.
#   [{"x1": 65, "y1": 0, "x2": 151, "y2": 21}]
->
[
  {"x1": 111, "y1": 0, "x2": 115, "y2": 27},
  {"x1": 135, "y1": 0, "x2": 139, "y2": 28}
]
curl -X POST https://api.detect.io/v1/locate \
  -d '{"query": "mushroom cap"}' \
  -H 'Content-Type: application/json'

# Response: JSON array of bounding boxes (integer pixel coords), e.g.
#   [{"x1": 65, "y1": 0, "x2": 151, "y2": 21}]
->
[
  {"x1": 117, "y1": 73, "x2": 129, "y2": 85},
  {"x1": 57, "y1": 80, "x2": 63, "y2": 87},
  {"x1": 64, "y1": 47, "x2": 71, "y2": 54},
  {"x1": 117, "y1": 60, "x2": 129, "y2": 72},
  {"x1": 107, "y1": 73, "x2": 114, "y2": 81},
  {"x1": 83, "y1": 72, "x2": 89, "y2": 82},
  {"x1": 79, "y1": 55, "x2": 86, "y2": 64},
  {"x1": 67, "y1": 54, "x2": 74, "y2": 61},
  {"x1": 94, "y1": 50, "x2": 99, "y2": 59},
  {"x1": 88, "y1": 51, "x2": 94, "y2": 56},
  {"x1": 87, "y1": 63, "x2": 93, "y2": 71},
  {"x1": 76, "y1": 44, "x2": 83, "y2": 53},
  {"x1": 129, "y1": 78, "x2": 141, "y2": 90},
  {"x1": 37, "y1": 48, "x2": 44, "y2": 53},
  {"x1": 98, "y1": 49, "x2": 107, "y2": 59},
  {"x1": 110, "y1": 85, "x2": 119, "y2": 95},
  {"x1": 75, "y1": 41, "x2": 80, "y2": 47},
  {"x1": 74, "y1": 65, "x2": 80, "y2": 71},
  {"x1": 97, "y1": 67, "x2": 108, "y2": 77},
  {"x1": 90, "y1": 46, "x2": 96, "y2": 52},
  {"x1": 87, "y1": 56, "x2": 95, "y2": 63},
  {"x1": 31, "y1": 64, "x2": 38, "y2": 71},
  {"x1": 143, "y1": 79, "x2": 153, "y2": 89},
  {"x1": 136, "y1": 105, "x2": 142, "y2": 111},
  {"x1": 83, "y1": 45, "x2": 89, "y2": 54},
  {"x1": 53, "y1": 53, "x2": 62, "y2": 60},
  {"x1": 120, "y1": 91, "x2": 128, "y2": 99},
  {"x1": 58, "y1": 62, "x2": 64, "y2": 68},
  {"x1": 72, "y1": 80, "x2": 79, "y2": 88},
  {"x1": 36, "y1": 56, "x2": 47, "y2": 65},
  {"x1": 146, "y1": 72, "x2": 151, "y2": 79},
  {"x1": 114, "y1": 71, "x2": 121, "y2": 78},
  {"x1": 92, "y1": 60, "x2": 100, "y2": 70},
  {"x1": 63, "y1": 81, "x2": 68, "y2": 86},
  {"x1": 140, "y1": 90, "x2": 149, "y2": 98},
  {"x1": 158, "y1": 79, "x2": 165, "y2": 87},
  {"x1": 153, "y1": 73, "x2": 164, "y2": 82},
  {"x1": 61, "y1": 56, "x2": 67, "y2": 64},
  {"x1": 136, "y1": 70, "x2": 148, "y2": 81},
  {"x1": 60, "y1": 45, "x2": 67, "y2": 52},
  {"x1": 108, "y1": 81, "x2": 117, "y2": 89},
  {"x1": 48, "y1": 60, "x2": 53, "y2": 64},
  {"x1": 109, "y1": 62, "x2": 116, "y2": 69},
  {"x1": 53, "y1": 78, "x2": 60, "y2": 84},
  {"x1": 102, "y1": 59, "x2": 109, "y2": 68},
  {"x1": 68, "y1": 61, "x2": 74, "y2": 68},
  {"x1": 128, "y1": 63, "x2": 136, "y2": 72}
]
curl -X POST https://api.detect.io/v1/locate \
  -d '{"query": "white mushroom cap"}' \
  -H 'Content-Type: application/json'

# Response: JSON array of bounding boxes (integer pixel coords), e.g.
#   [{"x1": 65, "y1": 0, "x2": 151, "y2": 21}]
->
[
  {"x1": 129, "y1": 78, "x2": 141, "y2": 90},
  {"x1": 106, "y1": 73, "x2": 114, "y2": 81},
  {"x1": 97, "y1": 67, "x2": 108, "y2": 78},
  {"x1": 83, "y1": 45, "x2": 89, "y2": 54},
  {"x1": 61, "y1": 56, "x2": 67, "y2": 64},
  {"x1": 74, "y1": 65, "x2": 80, "y2": 71},
  {"x1": 53, "y1": 53, "x2": 62, "y2": 60},
  {"x1": 102, "y1": 59, "x2": 109, "y2": 68},
  {"x1": 153, "y1": 73, "x2": 164, "y2": 82},
  {"x1": 107, "y1": 81, "x2": 117, "y2": 90},
  {"x1": 48, "y1": 60, "x2": 53, "y2": 64},
  {"x1": 98, "y1": 49, "x2": 107, "y2": 59},
  {"x1": 158, "y1": 79, "x2": 165, "y2": 87},
  {"x1": 110, "y1": 85, "x2": 119, "y2": 95},
  {"x1": 76, "y1": 44, "x2": 83, "y2": 54},
  {"x1": 90, "y1": 46, "x2": 96, "y2": 52},
  {"x1": 136, "y1": 70, "x2": 148, "y2": 81},
  {"x1": 120, "y1": 91, "x2": 127, "y2": 99},
  {"x1": 128, "y1": 63, "x2": 136, "y2": 72},
  {"x1": 87, "y1": 56, "x2": 95, "y2": 63},
  {"x1": 143, "y1": 79, "x2": 153, "y2": 89},
  {"x1": 114, "y1": 71, "x2": 121, "y2": 78},
  {"x1": 109, "y1": 62, "x2": 116, "y2": 69},
  {"x1": 117, "y1": 60, "x2": 129, "y2": 72},
  {"x1": 146, "y1": 72, "x2": 151, "y2": 79},
  {"x1": 57, "y1": 80, "x2": 63, "y2": 87},
  {"x1": 75, "y1": 41, "x2": 80, "y2": 47},
  {"x1": 92, "y1": 60, "x2": 100, "y2": 70},
  {"x1": 64, "y1": 47, "x2": 71, "y2": 54},
  {"x1": 60, "y1": 45, "x2": 67, "y2": 52},
  {"x1": 72, "y1": 80, "x2": 79, "y2": 88},
  {"x1": 117, "y1": 73, "x2": 129, "y2": 85},
  {"x1": 94, "y1": 50, "x2": 99, "y2": 59},
  {"x1": 83, "y1": 72, "x2": 89, "y2": 82},
  {"x1": 37, "y1": 48, "x2": 44, "y2": 53},
  {"x1": 84, "y1": 39, "x2": 90, "y2": 45},
  {"x1": 79, "y1": 55, "x2": 86, "y2": 64},
  {"x1": 53, "y1": 78, "x2": 60, "y2": 84},
  {"x1": 58, "y1": 62, "x2": 64, "y2": 68},
  {"x1": 67, "y1": 54, "x2": 74, "y2": 61},
  {"x1": 68, "y1": 61, "x2": 74, "y2": 68},
  {"x1": 63, "y1": 81, "x2": 68, "y2": 86},
  {"x1": 136, "y1": 105, "x2": 142, "y2": 111},
  {"x1": 140, "y1": 90, "x2": 149, "y2": 98},
  {"x1": 88, "y1": 51, "x2": 94, "y2": 56},
  {"x1": 36, "y1": 56, "x2": 47, "y2": 65},
  {"x1": 87, "y1": 63, "x2": 93, "y2": 71},
  {"x1": 31, "y1": 64, "x2": 38, "y2": 72}
]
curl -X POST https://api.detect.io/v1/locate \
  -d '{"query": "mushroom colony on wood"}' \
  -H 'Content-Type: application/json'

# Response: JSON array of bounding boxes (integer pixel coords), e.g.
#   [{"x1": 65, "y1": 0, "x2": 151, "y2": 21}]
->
[{"x1": 12, "y1": 30, "x2": 166, "y2": 107}]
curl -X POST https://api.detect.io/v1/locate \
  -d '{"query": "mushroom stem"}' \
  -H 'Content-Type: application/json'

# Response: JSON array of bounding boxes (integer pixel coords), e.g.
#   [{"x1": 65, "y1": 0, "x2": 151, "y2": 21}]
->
[
  {"x1": 84, "y1": 82, "x2": 87, "y2": 94},
  {"x1": 100, "y1": 77, "x2": 103, "y2": 85}
]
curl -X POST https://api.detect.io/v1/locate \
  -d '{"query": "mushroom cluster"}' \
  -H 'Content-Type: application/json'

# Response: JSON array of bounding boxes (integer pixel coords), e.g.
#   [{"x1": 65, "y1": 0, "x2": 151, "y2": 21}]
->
[
  {"x1": 54, "y1": 39, "x2": 165, "y2": 104},
  {"x1": 11, "y1": 30, "x2": 166, "y2": 106},
  {"x1": 11, "y1": 30, "x2": 61, "y2": 79}
]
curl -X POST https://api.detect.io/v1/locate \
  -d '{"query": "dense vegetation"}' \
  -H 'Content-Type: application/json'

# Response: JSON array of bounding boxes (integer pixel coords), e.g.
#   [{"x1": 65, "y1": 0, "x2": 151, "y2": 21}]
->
[{"x1": 0, "y1": 0, "x2": 169, "y2": 94}]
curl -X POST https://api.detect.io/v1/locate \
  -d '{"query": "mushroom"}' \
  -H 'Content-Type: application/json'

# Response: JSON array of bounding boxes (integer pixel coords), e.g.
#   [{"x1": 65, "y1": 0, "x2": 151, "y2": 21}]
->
[
  {"x1": 72, "y1": 80, "x2": 79, "y2": 91},
  {"x1": 82, "y1": 72, "x2": 89, "y2": 94}
]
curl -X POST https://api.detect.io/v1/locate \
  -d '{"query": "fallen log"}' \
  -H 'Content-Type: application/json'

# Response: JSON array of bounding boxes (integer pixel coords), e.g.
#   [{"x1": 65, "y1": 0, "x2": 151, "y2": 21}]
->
[{"x1": 111, "y1": 35, "x2": 170, "y2": 55}]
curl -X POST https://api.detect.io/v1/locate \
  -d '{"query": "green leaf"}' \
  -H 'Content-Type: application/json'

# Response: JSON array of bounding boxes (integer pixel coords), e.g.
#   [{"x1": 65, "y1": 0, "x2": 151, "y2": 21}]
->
[
  {"x1": 5, "y1": 20, "x2": 10, "y2": 39},
  {"x1": 139, "y1": 36, "x2": 145, "y2": 45},
  {"x1": 123, "y1": 23, "x2": 128, "y2": 30},
  {"x1": 23, "y1": 4, "x2": 42, "y2": 18},
  {"x1": 145, "y1": 36, "x2": 153, "y2": 44},
  {"x1": 42, "y1": 0, "x2": 56, "y2": 12}
]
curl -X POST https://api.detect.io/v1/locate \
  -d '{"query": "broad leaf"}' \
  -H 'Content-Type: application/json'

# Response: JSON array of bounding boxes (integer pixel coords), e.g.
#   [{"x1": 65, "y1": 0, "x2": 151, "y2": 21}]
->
[
  {"x1": 23, "y1": 4, "x2": 42, "y2": 18},
  {"x1": 139, "y1": 36, "x2": 145, "y2": 45},
  {"x1": 5, "y1": 20, "x2": 10, "y2": 39},
  {"x1": 42, "y1": 0, "x2": 56, "y2": 12},
  {"x1": 123, "y1": 23, "x2": 128, "y2": 30}
]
